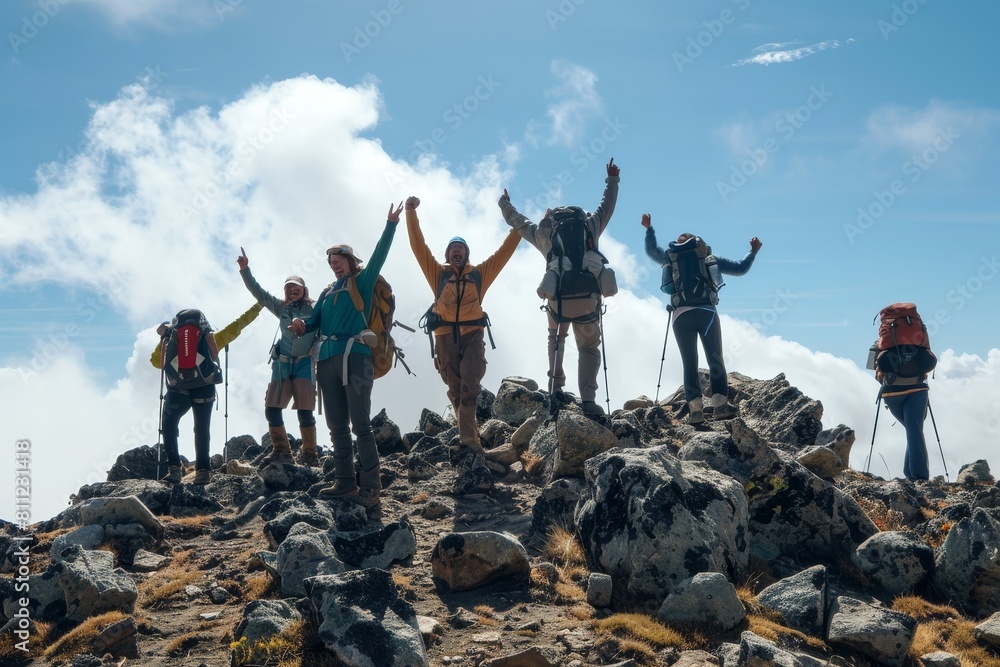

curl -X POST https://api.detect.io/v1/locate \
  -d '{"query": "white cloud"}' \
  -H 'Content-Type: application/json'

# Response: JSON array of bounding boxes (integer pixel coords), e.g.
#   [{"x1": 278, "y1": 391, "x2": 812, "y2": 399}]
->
[
  {"x1": 1, "y1": 75, "x2": 998, "y2": 524},
  {"x1": 542, "y1": 60, "x2": 605, "y2": 148},
  {"x1": 733, "y1": 39, "x2": 844, "y2": 67},
  {"x1": 72, "y1": 0, "x2": 221, "y2": 30},
  {"x1": 865, "y1": 100, "x2": 1000, "y2": 156}
]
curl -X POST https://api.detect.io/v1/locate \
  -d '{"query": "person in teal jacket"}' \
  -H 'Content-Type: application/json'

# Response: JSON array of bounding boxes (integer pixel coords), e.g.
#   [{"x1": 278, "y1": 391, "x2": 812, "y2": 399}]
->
[{"x1": 290, "y1": 202, "x2": 402, "y2": 514}]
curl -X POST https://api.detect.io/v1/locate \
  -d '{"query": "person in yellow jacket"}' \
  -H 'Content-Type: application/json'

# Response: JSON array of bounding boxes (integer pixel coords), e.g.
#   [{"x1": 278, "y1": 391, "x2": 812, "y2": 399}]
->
[
  {"x1": 405, "y1": 195, "x2": 520, "y2": 455},
  {"x1": 150, "y1": 303, "x2": 262, "y2": 484}
]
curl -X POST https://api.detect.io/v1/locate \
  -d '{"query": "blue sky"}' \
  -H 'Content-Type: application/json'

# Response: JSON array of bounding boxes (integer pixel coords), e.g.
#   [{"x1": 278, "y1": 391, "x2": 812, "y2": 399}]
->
[{"x1": 2, "y1": 1, "x2": 998, "y2": 522}]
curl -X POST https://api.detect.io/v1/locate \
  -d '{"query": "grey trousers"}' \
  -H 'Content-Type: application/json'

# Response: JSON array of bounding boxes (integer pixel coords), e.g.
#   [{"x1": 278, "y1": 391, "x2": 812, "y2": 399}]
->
[{"x1": 316, "y1": 354, "x2": 380, "y2": 490}]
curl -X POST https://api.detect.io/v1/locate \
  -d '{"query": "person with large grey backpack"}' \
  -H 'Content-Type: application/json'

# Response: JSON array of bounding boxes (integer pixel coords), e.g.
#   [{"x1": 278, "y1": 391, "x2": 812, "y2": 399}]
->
[
  {"x1": 237, "y1": 248, "x2": 320, "y2": 468},
  {"x1": 643, "y1": 213, "x2": 761, "y2": 425},
  {"x1": 150, "y1": 304, "x2": 261, "y2": 484},
  {"x1": 498, "y1": 158, "x2": 620, "y2": 418}
]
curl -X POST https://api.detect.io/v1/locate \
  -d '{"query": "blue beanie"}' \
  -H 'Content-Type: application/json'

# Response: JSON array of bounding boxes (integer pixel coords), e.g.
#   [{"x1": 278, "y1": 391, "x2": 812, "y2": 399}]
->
[{"x1": 445, "y1": 236, "x2": 469, "y2": 254}]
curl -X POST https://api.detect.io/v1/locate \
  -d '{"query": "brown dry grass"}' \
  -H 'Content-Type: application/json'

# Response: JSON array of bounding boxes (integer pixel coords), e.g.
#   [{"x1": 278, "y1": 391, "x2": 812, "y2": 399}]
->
[
  {"x1": 410, "y1": 491, "x2": 430, "y2": 503},
  {"x1": 542, "y1": 525, "x2": 586, "y2": 566},
  {"x1": 0, "y1": 619, "x2": 52, "y2": 662},
  {"x1": 244, "y1": 572, "x2": 277, "y2": 601},
  {"x1": 593, "y1": 612, "x2": 702, "y2": 652},
  {"x1": 852, "y1": 492, "x2": 905, "y2": 532},
  {"x1": 523, "y1": 454, "x2": 546, "y2": 477},
  {"x1": 137, "y1": 549, "x2": 203, "y2": 608},
  {"x1": 161, "y1": 514, "x2": 215, "y2": 528},
  {"x1": 43, "y1": 611, "x2": 126, "y2": 661},
  {"x1": 891, "y1": 596, "x2": 1000, "y2": 666}
]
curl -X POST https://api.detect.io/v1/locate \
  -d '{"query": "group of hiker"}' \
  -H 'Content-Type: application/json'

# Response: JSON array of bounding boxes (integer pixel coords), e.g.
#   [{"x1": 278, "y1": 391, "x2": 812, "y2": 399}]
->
[{"x1": 149, "y1": 155, "x2": 934, "y2": 513}]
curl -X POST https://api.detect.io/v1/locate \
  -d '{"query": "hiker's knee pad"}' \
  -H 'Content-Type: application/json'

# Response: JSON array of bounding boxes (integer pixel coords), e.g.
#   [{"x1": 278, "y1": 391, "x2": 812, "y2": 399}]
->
[
  {"x1": 297, "y1": 409, "x2": 316, "y2": 428},
  {"x1": 265, "y1": 407, "x2": 284, "y2": 427}
]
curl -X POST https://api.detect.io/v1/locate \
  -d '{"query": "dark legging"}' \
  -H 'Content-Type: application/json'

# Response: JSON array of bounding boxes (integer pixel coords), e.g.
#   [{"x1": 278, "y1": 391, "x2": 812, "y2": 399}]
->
[
  {"x1": 672, "y1": 307, "x2": 728, "y2": 402},
  {"x1": 265, "y1": 407, "x2": 316, "y2": 428},
  {"x1": 884, "y1": 390, "x2": 930, "y2": 480},
  {"x1": 316, "y1": 354, "x2": 379, "y2": 490},
  {"x1": 161, "y1": 385, "x2": 216, "y2": 470}
]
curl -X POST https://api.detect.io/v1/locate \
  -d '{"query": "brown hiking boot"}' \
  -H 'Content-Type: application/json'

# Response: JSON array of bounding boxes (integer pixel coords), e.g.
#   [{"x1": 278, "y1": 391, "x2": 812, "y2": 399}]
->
[
  {"x1": 162, "y1": 465, "x2": 183, "y2": 484},
  {"x1": 318, "y1": 478, "x2": 359, "y2": 499},
  {"x1": 355, "y1": 487, "x2": 381, "y2": 509},
  {"x1": 193, "y1": 469, "x2": 211, "y2": 485},
  {"x1": 298, "y1": 425, "x2": 321, "y2": 467},
  {"x1": 686, "y1": 398, "x2": 705, "y2": 425},
  {"x1": 260, "y1": 425, "x2": 294, "y2": 467}
]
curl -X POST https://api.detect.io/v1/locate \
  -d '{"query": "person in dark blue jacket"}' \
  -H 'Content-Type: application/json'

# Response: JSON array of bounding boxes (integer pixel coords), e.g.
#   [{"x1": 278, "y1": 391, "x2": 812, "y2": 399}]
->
[{"x1": 643, "y1": 213, "x2": 761, "y2": 424}]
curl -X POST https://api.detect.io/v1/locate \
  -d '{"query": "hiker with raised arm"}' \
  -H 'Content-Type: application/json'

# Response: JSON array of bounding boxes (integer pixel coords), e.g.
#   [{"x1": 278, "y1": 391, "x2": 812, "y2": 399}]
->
[
  {"x1": 151, "y1": 303, "x2": 262, "y2": 484},
  {"x1": 406, "y1": 195, "x2": 520, "y2": 456},
  {"x1": 238, "y1": 248, "x2": 320, "y2": 467},
  {"x1": 643, "y1": 213, "x2": 761, "y2": 424},
  {"x1": 498, "y1": 158, "x2": 620, "y2": 418},
  {"x1": 289, "y1": 202, "x2": 401, "y2": 517}
]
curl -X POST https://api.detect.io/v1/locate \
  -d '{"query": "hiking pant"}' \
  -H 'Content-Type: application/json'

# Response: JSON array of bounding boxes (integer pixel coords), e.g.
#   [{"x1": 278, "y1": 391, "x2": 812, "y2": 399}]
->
[
  {"x1": 435, "y1": 329, "x2": 487, "y2": 445},
  {"x1": 884, "y1": 389, "x2": 930, "y2": 481},
  {"x1": 673, "y1": 307, "x2": 728, "y2": 402},
  {"x1": 161, "y1": 385, "x2": 216, "y2": 470},
  {"x1": 317, "y1": 354, "x2": 379, "y2": 490},
  {"x1": 546, "y1": 306, "x2": 601, "y2": 403}
]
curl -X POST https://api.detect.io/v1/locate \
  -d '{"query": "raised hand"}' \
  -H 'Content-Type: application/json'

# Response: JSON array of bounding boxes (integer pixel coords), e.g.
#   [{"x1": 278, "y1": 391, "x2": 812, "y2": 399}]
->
[
  {"x1": 641, "y1": 213, "x2": 651, "y2": 229},
  {"x1": 387, "y1": 201, "x2": 404, "y2": 223},
  {"x1": 405, "y1": 196, "x2": 420, "y2": 210},
  {"x1": 607, "y1": 158, "x2": 619, "y2": 178},
  {"x1": 498, "y1": 188, "x2": 510, "y2": 208},
  {"x1": 750, "y1": 237, "x2": 762, "y2": 252},
  {"x1": 237, "y1": 247, "x2": 249, "y2": 270}
]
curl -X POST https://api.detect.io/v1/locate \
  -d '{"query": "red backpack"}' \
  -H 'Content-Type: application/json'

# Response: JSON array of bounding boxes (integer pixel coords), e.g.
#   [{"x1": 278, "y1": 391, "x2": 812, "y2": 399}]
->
[
  {"x1": 162, "y1": 309, "x2": 222, "y2": 390},
  {"x1": 874, "y1": 303, "x2": 936, "y2": 378}
]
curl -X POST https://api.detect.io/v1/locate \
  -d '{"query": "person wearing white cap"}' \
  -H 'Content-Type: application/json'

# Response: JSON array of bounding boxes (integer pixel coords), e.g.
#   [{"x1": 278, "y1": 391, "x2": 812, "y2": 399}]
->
[
  {"x1": 405, "y1": 195, "x2": 521, "y2": 456},
  {"x1": 238, "y1": 247, "x2": 320, "y2": 467}
]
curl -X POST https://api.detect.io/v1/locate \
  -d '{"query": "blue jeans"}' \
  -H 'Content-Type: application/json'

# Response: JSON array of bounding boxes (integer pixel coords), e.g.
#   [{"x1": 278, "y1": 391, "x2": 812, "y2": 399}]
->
[{"x1": 884, "y1": 390, "x2": 930, "y2": 480}]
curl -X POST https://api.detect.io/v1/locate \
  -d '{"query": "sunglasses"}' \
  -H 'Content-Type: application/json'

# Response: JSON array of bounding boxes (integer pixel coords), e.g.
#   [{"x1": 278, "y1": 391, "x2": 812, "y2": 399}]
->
[{"x1": 326, "y1": 245, "x2": 354, "y2": 257}]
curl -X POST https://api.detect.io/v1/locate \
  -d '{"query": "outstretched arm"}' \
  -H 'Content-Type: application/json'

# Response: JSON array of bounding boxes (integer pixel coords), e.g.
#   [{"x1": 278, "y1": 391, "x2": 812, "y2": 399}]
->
[
  {"x1": 717, "y1": 237, "x2": 762, "y2": 276},
  {"x1": 237, "y1": 247, "x2": 284, "y2": 316},
  {"x1": 404, "y1": 196, "x2": 445, "y2": 291},
  {"x1": 214, "y1": 302, "x2": 264, "y2": 349},
  {"x1": 498, "y1": 188, "x2": 546, "y2": 253},
  {"x1": 589, "y1": 158, "x2": 620, "y2": 237},
  {"x1": 642, "y1": 213, "x2": 669, "y2": 264},
  {"x1": 476, "y1": 228, "x2": 522, "y2": 296}
]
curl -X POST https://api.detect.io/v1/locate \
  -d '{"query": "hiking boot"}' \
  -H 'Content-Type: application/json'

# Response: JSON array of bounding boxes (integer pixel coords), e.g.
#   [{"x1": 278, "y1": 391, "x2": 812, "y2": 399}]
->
[
  {"x1": 259, "y1": 425, "x2": 294, "y2": 468},
  {"x1": 355, "y1": 487, "x2": 381, "y2": 509},
  {"x1": 298, "y1": 425, "x2": 321, "y2": 467},
  {"x1": 162, "y1": 465, "x2": 183, "y2": 485},
  {"x1": 581, "y1": 401, "x2": 605, "y2": 417},
  {"x1": 709, "y1": 393, "x2": 737, "y2": 420},
  {"x1": 686, "y1": 398, "x2": 705, "y2": 425},
  {"x1": 318, "y1": 478, "x2": 359, "y2": 499},
  {"x1": 462, "y1": 439, "x2": 487, "y2": 458},
  {"x1": 193, "y1": 469, "x2": 211, "y2": 485}
]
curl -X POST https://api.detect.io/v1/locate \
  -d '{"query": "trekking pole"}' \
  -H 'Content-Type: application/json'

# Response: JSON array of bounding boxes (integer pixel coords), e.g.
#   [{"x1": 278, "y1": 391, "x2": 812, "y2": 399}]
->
[
  {"x1": 598, "y1": 302, "x2": 611, "y2": 416},
  {"x1": 156, "y1": 343, "x2": 166, "y2": 481},
  {"x1": 654, "y1": 308, "x2": 674, "y2": 403},
  {"x1": 926, "y1": 397, "x2": 949, "y2": 482},
  {"x1": 224, "y1": 344, "x2": 230, "y2": 463},
  {"x1": 864, "y1": 390, "x2": 883, "y2": 474}
]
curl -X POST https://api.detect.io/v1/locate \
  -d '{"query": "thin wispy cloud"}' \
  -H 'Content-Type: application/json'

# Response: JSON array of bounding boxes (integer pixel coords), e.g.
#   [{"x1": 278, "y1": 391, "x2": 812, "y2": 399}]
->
[
  {"x1": 542, "y1": 60, "x2": 605, "y2": 148},
  {"x1": 733, "y1": 39, "x2": 850, "y2": 67},
  {"x1": 73, "y1": 0, "x2": 220, "y2": 30},
  {"x1": 865, "y1": 100, "x2": 1000, "y2": 156}
]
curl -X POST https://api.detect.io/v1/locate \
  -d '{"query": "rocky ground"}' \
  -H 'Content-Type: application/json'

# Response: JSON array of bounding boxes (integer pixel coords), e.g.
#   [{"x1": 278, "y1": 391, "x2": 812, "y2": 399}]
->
[{"x1": 3, "y1": 371, "x2": 1000, "y2": 667}]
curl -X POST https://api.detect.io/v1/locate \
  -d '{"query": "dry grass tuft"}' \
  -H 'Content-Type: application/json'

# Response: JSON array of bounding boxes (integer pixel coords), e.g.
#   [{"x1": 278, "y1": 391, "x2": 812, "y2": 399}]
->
[
  {"x1": 523, "y1": 454, "x2": 546, "y2": 477},
  {"x1": 231, "y1": 620, "x2": 307, "y2": 666},
  {"x1": 137, "y1": 555, "x2": 203, "y2": 609},
  {"x1": 567, "y1": 604, "x2": 594, "y2": 621},
  {"x1": 542, "y1": 525, "x2": 586, "y2": 566},
  {"x1": 747, "y1": 615, "x2": 826, "y2": 650},
  {"x1": 892, "y1": 595, "x2": 960, "y2": 621},
  {"x1": 43, "y1": 611, "x2": 127, "y2": 661},
  {"x1": 166, "y1": 631, "x2": 208, "y2": 656},
  {"x1": 410, "y1": 491, "x2": 430, "y2": 503},
  {"x1": 890, "y1": 597, "x2": 1000, "y2": 666},
  {"x1": 593, "y1": 612, "x2": 698, "y2": 651},
  {"x1": 161, "y1": 514, "x2": 215, "y2": 528},
  {"x1": 852, "y1": 492, "x2": 905, "y2": 532},
  {"x1": 244, "y1": 572, "x2": 277, "y2": 601}
]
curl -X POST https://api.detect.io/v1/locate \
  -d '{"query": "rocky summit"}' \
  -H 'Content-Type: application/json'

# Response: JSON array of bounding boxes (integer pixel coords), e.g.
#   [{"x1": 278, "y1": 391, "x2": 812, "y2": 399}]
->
[{"x1": 3, "y1": 371, "x2": 1000, "y2": 667}]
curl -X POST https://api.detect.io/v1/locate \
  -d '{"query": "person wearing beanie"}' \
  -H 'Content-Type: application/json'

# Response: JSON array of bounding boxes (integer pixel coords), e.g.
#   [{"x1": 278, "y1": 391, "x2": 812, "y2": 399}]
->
[
  {"x1": 405, "y1": 195, "x2": 521, "y2": 457},
  {"x1": 498, "y1": 158, "x2": 620, "y2": 417},
  {"x1": 237, "y1": 247, "x2": 320, "y2": 467}
]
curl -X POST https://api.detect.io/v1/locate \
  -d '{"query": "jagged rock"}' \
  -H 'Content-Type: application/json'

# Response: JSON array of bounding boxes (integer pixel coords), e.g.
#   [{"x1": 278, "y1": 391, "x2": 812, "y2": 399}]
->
[
  {"x1": 373, "y1": 408, "x2": 405, "y2": 455},
  {"x1": 332, "y1": 517, "x2": 418, "y2": 569},
  {"x1": 531, "y1": 477, "x2": 585, "y2": 538},
  {"x1": 431, "y1": 531, "x2": 531, "y2": 593},
  {"x1": 548, "y1": 411, "x2": 618, "y2": 479},
  {"x1": 478, "y1": 387, "x2": 497, "y2": 423},
  {"x1": 69, "y1": 654, "x2": 102, "y2": 667},
  {"x1": 815, "y1": 423, "x2": 855, "y2": 467},
  {"x1": 234, "y1": 599, "x2": 303, "y2": 646},
  {"x1": 89, "y1": 616, "x2": 138, "y2": 658},
  {"x1": 416, "y1": 614, "x2": 442, "y2": 646},
  {"x1": 576, "y1": 446, "x2": 749, "y2": 612},
  {"x1": 275, "y1": 528, "x2": 346, "y2": 598},
  {"x1": 975, "y1": 611, "x2": 1000, "y2": 647},
  {"x1": 70, "y1": 480, "x2": 173, "y2": 519},
  {"x1": 920, "y1": 651, "x2": 961, "y2": 667},
  {"x1": 957, "y1": 459, "x2": 993, "y2": 485},
  {"x1": 503, "y1": 376, "x2": 539, "y2": 391},
  {"x1": 493, "y1": 379, "x2": 547, "y2": 426},
  {"x1": 933, "y1": 508, "x2": 1000, "y2": 614},
  {"x1": 261, "y1": 496, "x2": 337, "y2": 549},
  {"x1": 409, "y1": 435, "x2": 451, "y2": 466},
  {"x1": 610, "y1": 412, "x2": 647, "y2": 449},
  {"x1": 480, "y1": 419, "x2": 514, "y2": 450},
  {"x1": 209, "y1": 585, "x2": 233, "y2": 603},
  {"x1": 484, "y1": 443, "x2": 520, "y2": 466},
  {"x1": 795, "y1": 445, "x2": 845, "y2": 479},
  {"x1": 56, "y1": 546, "x2": 138, "y2": 622},
  {"x1": 680, "y1": 418, "x2": 877, "y2": 565},
  {"x1": 406, "y1": 454, "x2": 436, "y2": 481},
  {"x1": 258, "y1": 460, "x2": 322, "y2": 492},
  {"x1": 756, "y1": 565, "x2": 826, "y2": 636},
  {"x1": 224, "y1": 460, "x2": 255, "y2": 476},
  {"x1": 672, "y1": 650, "x2": 718, "y2": 667},
  {"x1": 224, "y1": 434, "x2": 260, "y2": 461},
  {"x1": 1, "y1": 566, "x2": 65, "y2": 621},
  {"x1": 305, "y1": 568, "x2": 428, "y2": 666},
  {"x1": 106, "y1": 445, "x2": 162, "y2": 482},
  {"x1": 729, "y1": 373, "x2": 824, "y2": 450},
  {"x1": 451, "y1": 457, "x2": 494, "y2": 495},
  {"x1": 622, "y1": 396, "x2": 654, "y2": 411},
  {"x1": 51, "y1": 525, "x2": 105, "y2": 563},
  {"x1": 826, "y1": 596, "x2": 916, "y2": 667},
  {"x1": 527, "y1": 419, "x2": 558, "y2": 463},
  {"x1": 657, "y1": 572, "x2": 746, "y2": 630},
  {"x1": 533, "y1": 562, "x2": 559, "y2": 584},
  {"x1": 852, "y1": 531, "x2": 934, "y2": 595},
  {"x1": 418, "y1": 408, "x2": 452, "y2": 436},
  {"x1": 587, "y1": 573, "x2": 613, "y2": 608},
  {"x1": 104, "y1": 523, "x2": 158, "y2": 565},
  {"x1": 130, "y1": 549, "x2": 168, "y2": 572},
  {"x1": 77, "y1": 495, "x2": 163, "y2": 542},
  {"x1": 511, "y1": 413, "x2": 543, "y2": 454},
  {"x1": 482, "y1": 647, "x2": 555, "y2": 667},
  {"x1": 734, "y1": 630, "x2": 828, "y2": 666}
]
